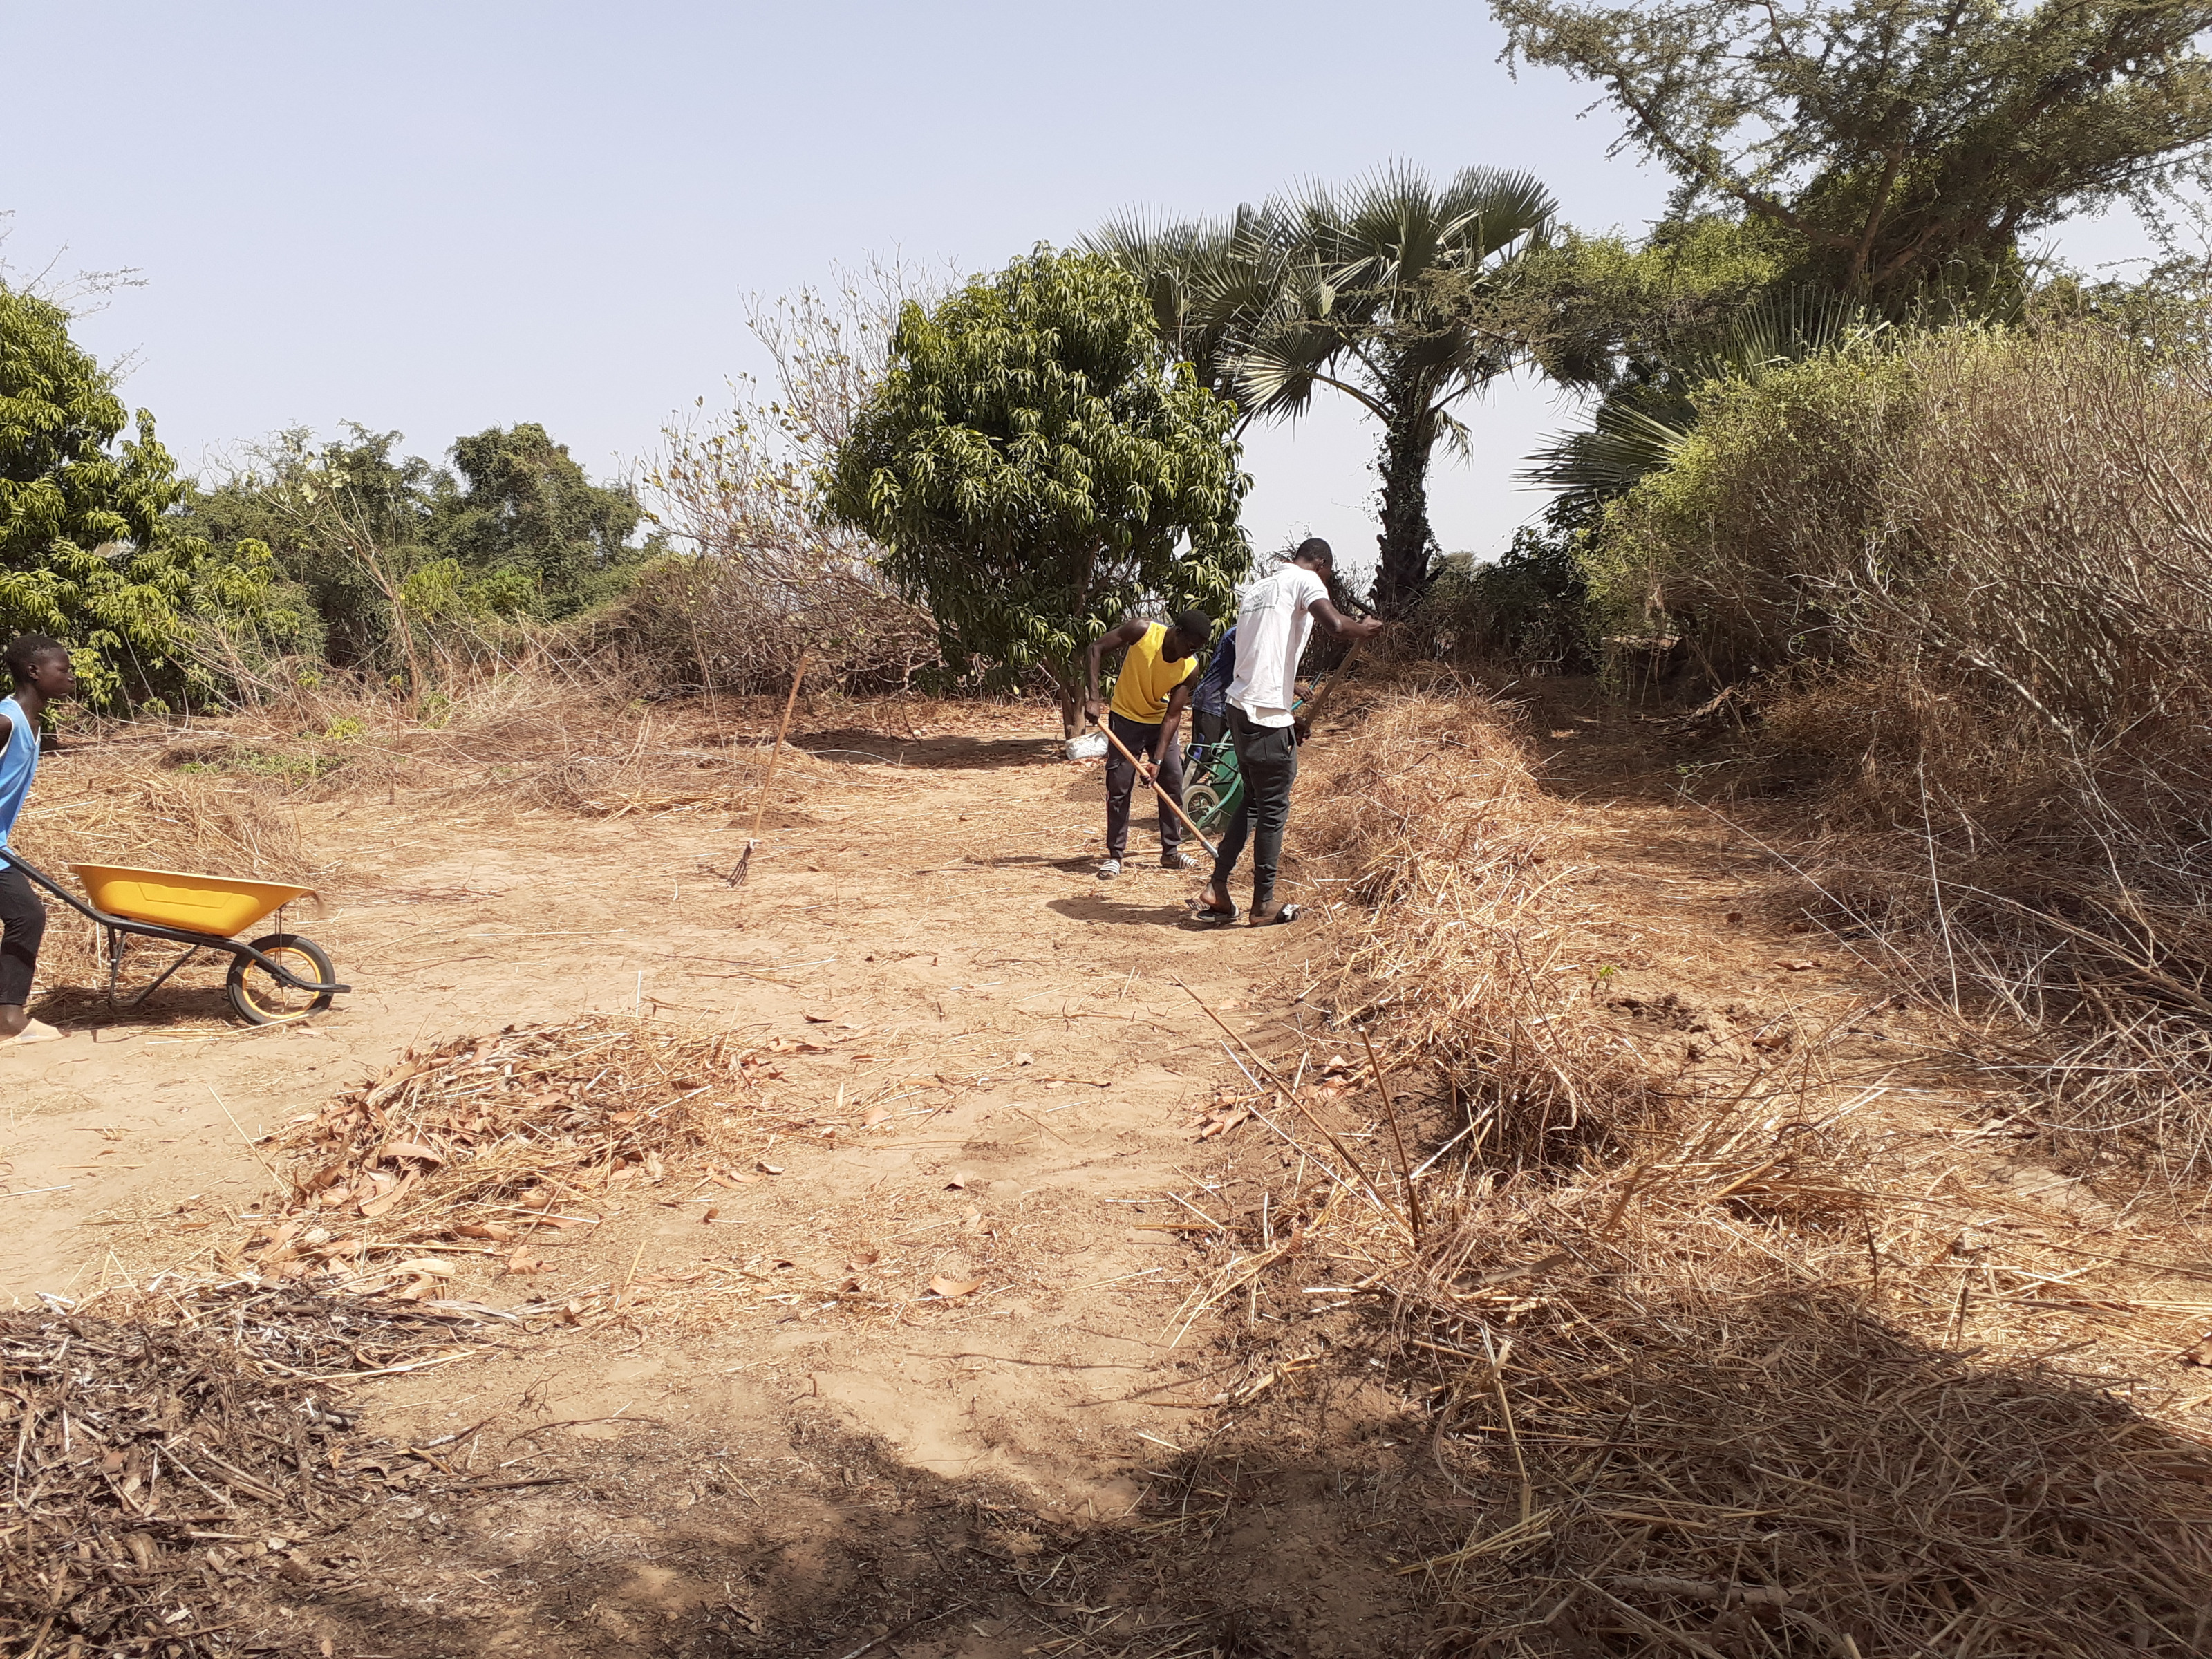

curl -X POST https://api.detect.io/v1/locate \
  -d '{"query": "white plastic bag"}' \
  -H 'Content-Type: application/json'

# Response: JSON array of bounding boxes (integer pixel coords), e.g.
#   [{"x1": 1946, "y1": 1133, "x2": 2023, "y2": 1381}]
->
[{"x1": 1065, "y1": 731, "x2": 1108, "y2": 762}]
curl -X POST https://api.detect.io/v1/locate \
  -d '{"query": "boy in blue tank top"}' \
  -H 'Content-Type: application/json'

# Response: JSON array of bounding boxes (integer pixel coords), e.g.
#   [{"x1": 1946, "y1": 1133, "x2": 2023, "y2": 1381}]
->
[{"x1": 0, "y1": 636, "x2": 77, "y2": 1045}]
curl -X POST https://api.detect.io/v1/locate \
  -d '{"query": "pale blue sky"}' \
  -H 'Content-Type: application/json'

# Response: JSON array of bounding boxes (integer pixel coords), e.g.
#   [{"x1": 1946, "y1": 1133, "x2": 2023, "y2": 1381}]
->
[{"x1": 2, "y1": 1, "x2": 2163, "y2": 586}]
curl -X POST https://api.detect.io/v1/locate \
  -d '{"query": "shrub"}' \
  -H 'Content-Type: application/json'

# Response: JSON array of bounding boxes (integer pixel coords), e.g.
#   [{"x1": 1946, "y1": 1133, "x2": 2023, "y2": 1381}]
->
[{"x1": 1602, "y1": 321, "x2": 2212, "y2": 1157}]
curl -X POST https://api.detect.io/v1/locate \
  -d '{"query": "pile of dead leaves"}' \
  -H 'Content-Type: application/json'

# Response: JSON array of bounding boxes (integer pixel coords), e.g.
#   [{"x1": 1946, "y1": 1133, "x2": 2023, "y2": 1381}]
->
[
  {"x1": 0, "y1": 1285, "x2": 481, "y2": 1658},
  {"x1": 245, "y1": 1018, "x2": 765, "y2": 1293}
]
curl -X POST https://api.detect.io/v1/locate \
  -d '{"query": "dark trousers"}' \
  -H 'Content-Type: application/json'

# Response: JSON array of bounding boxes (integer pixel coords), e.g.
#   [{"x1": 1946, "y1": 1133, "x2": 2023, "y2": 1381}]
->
[
  {"x1": 1105, "y1": 713, "x2": 1185, "y2": 858},
  {"x1": 1210, "y1": 709, "x2": 1299, "y2": 906},
  {"x1": 0, "y1": 861, "x2": 46, "y2": 1006}
]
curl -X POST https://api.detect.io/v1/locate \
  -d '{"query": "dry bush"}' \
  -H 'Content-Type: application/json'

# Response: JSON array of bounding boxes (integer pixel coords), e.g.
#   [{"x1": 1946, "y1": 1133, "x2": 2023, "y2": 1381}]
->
[
  {"x1": 581, "y1": 554, "x2": 938, "y2": 698},
  {"x1": 1224, "y1": 684, "x2": 2212, "y2": 1656},
  {"x1": 619, "y1": 267, "x2": 945, "y2": 697},
  {"x1": 1609, "y1": 321, "x2": 2212, "y2": 1158},
  {"x1": 1302, "y1": 687, "x2": 1669, "y2": 1165},
  {"x1": 56, "y1": 655, "x2": 853, "y2": 825}
]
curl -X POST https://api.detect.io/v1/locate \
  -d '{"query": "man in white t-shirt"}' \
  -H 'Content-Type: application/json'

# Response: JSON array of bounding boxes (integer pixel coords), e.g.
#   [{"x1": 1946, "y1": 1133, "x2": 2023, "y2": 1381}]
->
[{"x1": 1191, "y1": 539, "x2": 1382, "y2": 926}]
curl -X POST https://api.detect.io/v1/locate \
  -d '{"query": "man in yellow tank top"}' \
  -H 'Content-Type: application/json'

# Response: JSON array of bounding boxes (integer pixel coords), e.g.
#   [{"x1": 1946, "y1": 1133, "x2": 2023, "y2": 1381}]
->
[{"x1": 1083, "y1": 609, "x2": 1212, "y2": 881}]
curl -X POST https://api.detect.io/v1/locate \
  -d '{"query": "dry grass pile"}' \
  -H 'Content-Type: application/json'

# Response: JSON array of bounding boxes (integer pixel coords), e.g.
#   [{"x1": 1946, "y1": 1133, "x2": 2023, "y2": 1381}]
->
[
  {"x1": 1196, "y1": 982, "x2": 2212, "y2": 1653},
  {"x1": 1218, "y1": 684, "x2": 2212, "y2": 1655},
  {"x1": 0, "y1": 1286, "x2": 481, "y2": 1658},
  {"x1": 178, "y1": 1015, "x2": 1074, "y2": 1334},
  {"x1": 243, "y1": 1018, "x2": 769, "y2": 1295},
  {"x1": 1338, "y1": 1149, "x2": 2212, "y2": 1657},
  {"x1": 1302, "y1": 688, "x2": 1670, "y2": 1166}
]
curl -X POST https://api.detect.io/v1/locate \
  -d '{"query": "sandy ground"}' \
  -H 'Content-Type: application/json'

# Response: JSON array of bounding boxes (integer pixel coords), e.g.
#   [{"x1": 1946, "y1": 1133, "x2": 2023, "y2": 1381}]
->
[
  {"x1": 9, "y1": 691, "x2": 2211, "y2": 1658},
  {"x1": 2, "y1": 704, "x2": 1430, "y2": 1656}
]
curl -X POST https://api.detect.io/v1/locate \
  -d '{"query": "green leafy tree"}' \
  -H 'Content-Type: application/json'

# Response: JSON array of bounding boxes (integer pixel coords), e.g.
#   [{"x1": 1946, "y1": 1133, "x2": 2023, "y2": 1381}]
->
[
  {"x1": 1490, "y1": 0, "x2": 2212, "y2": 300},
  {"x1": 0, "y1": 283, "x2": 297, "y2": 709},
  {"x1": 182, "y1": 425, "x2": 452, "y2": 674},
  {"x1": 443, "y1": 422, "x2": 646, "y2": 615},
  {"x1": 182, "y1": 422, "x2": 652, "y2": 686},
  {"x1": 1098, "y1": 164, "x2": 1557, "y2": 612},
  {"x1": 826, "y1": 249, "x2": 1249, "y2": 734}
]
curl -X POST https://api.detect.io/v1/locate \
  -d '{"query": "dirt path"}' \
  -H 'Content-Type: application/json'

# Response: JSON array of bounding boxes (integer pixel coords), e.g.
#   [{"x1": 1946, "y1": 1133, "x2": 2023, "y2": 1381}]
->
[
  {"x1": 10, "y1": 691, "x2": 2209, "y2": 1658},
  {"x1": 1, "y1": 709, "x2": 1405, "y2": 1656}
]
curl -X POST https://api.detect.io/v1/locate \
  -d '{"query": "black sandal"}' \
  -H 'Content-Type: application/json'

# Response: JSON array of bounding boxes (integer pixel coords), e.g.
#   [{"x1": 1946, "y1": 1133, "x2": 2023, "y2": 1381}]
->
[
  {"x1": 1186, "y1": 892, "x2": 1239, "y2": 925},
  {"x1": 1248, "y1": 901, "x2": 1302, "y2": 927}
]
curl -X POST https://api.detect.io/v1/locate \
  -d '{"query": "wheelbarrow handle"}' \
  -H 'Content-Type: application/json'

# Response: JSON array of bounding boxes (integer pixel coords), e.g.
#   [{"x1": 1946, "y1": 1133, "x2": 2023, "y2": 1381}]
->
[{"x1": 1094, "y1": 723, "x2": 1219, "y2": 861}]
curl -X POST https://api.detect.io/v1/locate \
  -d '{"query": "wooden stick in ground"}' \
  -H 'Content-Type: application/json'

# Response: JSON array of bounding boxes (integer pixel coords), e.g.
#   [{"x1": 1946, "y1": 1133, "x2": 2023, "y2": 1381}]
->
[
  {"x1": 731, "y1": 651, "x2": 810, "y2": 888},
  {"x1": 1360, "y1": 1026, "x2": 1423, "y2": 1246},
  {"x1": 1096, "y1": 720, "x2": 1219, "y2": 859}
]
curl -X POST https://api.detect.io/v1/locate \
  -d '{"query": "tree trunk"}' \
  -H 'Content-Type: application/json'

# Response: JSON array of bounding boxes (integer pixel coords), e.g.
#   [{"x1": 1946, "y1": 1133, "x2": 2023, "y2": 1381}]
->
[
  {"x1": 1055, "y1": 659, "x2": 1085, "y2": 738},
  {"x1": 1373, "y1": 400, "x2": 1441, "y2": 617}
]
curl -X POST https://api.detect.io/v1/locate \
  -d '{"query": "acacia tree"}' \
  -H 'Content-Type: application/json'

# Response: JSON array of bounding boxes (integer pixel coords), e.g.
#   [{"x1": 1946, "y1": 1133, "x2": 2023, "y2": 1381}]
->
[
  {"x1": 1097, "y1": 163, "x2": 1557, "y2": 612},
  {"x1": 1491, "y1": 0, "x2": 2212, "y2": 299},
  {"x1": 827, "y1": 249, "x2": 1249, "y2": 734}
]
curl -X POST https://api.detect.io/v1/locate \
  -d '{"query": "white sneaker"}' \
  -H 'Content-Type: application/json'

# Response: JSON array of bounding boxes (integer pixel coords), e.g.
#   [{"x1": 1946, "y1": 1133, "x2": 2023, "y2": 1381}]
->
[{"x1": 1096, "y1": 859, "x2": 1123, "y2": 881}]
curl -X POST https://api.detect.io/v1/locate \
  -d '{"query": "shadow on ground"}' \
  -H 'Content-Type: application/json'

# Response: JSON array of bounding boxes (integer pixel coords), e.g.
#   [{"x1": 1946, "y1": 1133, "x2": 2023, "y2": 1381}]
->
[
  {"x1": 798, "y1": 729, "x2": 1062, "y2": 772},
  {"x1": 239, "y1": 1276, "x2": 2212, "y2": 1658}
]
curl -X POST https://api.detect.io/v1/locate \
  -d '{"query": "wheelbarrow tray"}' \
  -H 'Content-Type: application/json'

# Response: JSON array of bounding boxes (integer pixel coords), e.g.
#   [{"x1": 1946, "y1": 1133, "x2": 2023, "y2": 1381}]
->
[
  {"x1": 0, "y1": 850, "x2": 348, "y2": 1001},
  {"x1": 69, "y1": 863, "x2": 315, "y2": 937}
]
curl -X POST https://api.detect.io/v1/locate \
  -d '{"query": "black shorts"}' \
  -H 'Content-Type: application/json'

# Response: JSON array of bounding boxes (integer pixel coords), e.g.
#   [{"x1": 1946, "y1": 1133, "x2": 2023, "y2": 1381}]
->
[{"x1": 0, "y1": 861, "x2": 46, "y2": 1006}]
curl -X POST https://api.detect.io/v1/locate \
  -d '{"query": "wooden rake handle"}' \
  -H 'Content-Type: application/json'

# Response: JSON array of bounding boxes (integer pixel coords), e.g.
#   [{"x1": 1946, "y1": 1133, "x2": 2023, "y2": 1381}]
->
[
  {"x1": 1095, "y1": 720, "x2": 1219, "y2": 861},
  {"x1": 748, "y1": 650, "x2": 811, "y2": 843}
]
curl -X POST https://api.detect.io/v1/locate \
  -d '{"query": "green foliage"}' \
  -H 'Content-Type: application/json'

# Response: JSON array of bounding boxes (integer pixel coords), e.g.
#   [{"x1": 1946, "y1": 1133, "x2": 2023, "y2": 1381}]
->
[
  {"x1": 1094, "y1": 165, "x2": 1557, "y2": 610},
  {"x1": 825, "y1": 249, "x2": 1249, "y2": 728},
  {"x1": 1492, "y1": 0, "x2": 2212, "y2": 301},
  {"x1": 1430, "y1": 519, "x2": 1596, "y2": 672},
  {"x1": 1512, "y1": 217, "x2": 1799, "y2": 389},
  {"x1": 0, "y1": 283, "x2": 307, "y2": 708},
  {"x1": 1591, "y1": 329, "x2": 1965, "y2": 677},
  {"x1": 179, "y1": 422, "x2": 653, "y2": 680},
  {"x1": 442, "y1": 423, "x2": 646, "y2": 613},
  {"x1": 1527, "y1": 285, "x2": 1885, "y2": 520}
]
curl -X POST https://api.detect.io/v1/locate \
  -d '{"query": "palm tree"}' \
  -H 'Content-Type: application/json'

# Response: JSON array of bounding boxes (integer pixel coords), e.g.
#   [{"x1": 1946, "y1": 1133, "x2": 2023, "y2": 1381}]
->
[
  {"x1": 1520, "y1": 289, "x2": 1879, "y2": 522},
  {"x1": 1087, "y1": 204, "x2": 1285, "y2": 418},
  {"x1": 1096, "y1": 163, "x2": 1558, "y2": 611}
]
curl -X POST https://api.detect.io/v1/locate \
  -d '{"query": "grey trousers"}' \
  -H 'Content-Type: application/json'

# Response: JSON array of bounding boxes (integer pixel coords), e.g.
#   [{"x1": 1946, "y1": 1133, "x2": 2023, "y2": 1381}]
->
[{"x1": 1105, "y1": 713, "x2": 1185, "y2": 858}]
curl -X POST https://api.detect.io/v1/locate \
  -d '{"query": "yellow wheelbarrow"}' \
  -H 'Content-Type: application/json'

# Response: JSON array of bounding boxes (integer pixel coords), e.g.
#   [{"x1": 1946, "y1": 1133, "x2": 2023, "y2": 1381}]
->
[{"x1": 1, "y1": 851, "x2": 350, "y2": 1024}]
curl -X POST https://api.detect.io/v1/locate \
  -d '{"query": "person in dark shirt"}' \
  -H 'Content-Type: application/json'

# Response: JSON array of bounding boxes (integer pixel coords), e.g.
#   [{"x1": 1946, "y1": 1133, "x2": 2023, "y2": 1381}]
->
[{"x1": 1188, "y1": 625, "x2": 1237, "y2": 750}]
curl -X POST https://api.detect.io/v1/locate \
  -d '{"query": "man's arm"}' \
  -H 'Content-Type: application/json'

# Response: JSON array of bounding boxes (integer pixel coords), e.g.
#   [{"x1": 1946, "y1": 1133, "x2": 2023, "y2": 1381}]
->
[
  {"x1": 1085, "y1": 621, "x2": 1148, "y2": 727},
  {"x1": 1149, "y1": 682, "x2": 1194, "y2": 775},
  {"x1": 1294, "y1": 597, "x2": 1383, "y2": 742},
  {"x1": 1311, "y1": 597, "x2": 1385, "y2": 641}
]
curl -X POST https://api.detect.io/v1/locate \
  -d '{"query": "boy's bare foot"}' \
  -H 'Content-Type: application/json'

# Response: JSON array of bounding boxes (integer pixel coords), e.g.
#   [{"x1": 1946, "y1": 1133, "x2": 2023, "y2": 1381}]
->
[
  {"x1": 1189, "y1": 882, "x2": 1235, "y2": 916},
  {"x1": 1248, "y1": 900, "x2": 1302, "y2": 927},
  {"x1": 0, "y1": 1018, "x2": 64, "y2": 1046}
]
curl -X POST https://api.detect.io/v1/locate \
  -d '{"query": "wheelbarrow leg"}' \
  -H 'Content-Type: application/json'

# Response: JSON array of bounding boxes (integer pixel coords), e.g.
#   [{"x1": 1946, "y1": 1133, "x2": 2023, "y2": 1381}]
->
[{"x1": 118, "y1": 946, "x2": 204, "y2": 1010}]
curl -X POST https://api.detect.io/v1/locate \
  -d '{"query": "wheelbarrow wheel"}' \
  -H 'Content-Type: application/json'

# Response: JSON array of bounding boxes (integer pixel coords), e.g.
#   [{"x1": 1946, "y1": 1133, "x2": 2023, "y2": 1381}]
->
[
  {"x1": 1185, "y1": 782, "x2": 1224, "y2": 833},
  {"x1": 227, "y1": 933, "x2": 336, "y2": 1025}
]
